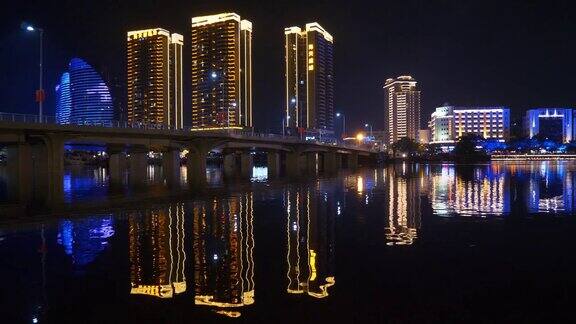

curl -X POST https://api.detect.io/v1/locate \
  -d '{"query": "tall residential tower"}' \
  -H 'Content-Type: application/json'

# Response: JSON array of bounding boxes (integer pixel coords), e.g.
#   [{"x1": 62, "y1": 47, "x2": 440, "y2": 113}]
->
[
  {"x1": 384, "y1": 76, "x2": 421, "y2": 145},
  {"x1": 190, "y1": 13, "x2": 253, "y2": 130},
  {"x1": 126, "y1": 28, "x2": 183, "y2": 128},
  {"x1": 285, "y1": 23, "x2": 334, "y2": 137}
]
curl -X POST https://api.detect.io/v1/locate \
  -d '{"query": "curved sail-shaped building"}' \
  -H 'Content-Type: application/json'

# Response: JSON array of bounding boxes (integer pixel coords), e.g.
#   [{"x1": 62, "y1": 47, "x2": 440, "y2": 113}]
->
[
  {"x1": 55, "y1": 58, "x2": 114, "y2": 124},
  {"x1": 55, "y1": 72, "x2": 71, "y2": 124}
]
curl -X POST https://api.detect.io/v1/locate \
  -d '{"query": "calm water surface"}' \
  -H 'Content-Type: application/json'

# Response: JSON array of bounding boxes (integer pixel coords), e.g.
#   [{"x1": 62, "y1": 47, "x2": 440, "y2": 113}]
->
[{"x1": 1, "y1": 162, "x2": 576, "y2": 323}]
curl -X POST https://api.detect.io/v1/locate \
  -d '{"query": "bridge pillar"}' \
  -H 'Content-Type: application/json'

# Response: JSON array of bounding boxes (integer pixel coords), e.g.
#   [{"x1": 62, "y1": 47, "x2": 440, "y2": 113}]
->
[
  {"x1": 285, "y1": 151, "x2": 301, "y2": 177},
  {"x1": 186, "y1": 150, "x2": 207, "y2": 187},
  {"x1": 129, "y1": 151, "x2": 148, "y2": 186},
  {"x1": 240, "y1": 152, "x2": 253, "y2": 178},
  {"x1": 108, "y1": 150, "x2": 127, "y2": 186},
  {"x1": 323, "y1": 151, "x2": 338, "y2": 174},
  {"x1": 223, "y1": 153, "x2": 237, "y2": 177},
  {"x1": 33, "y1": 135, "x2": 65, "y2": 207},
  {"x1": 347, "y1": 153, "x2": 359, "y2": 169},
  {"x1": 5, "y1": 143, "x2": 33, "y2": 202},
  {"x1": 162, "y1": 149, "x2": 181, "y2": 187},
  {"x1": 267, "y1": 151, "x2": 281, "y2": 178},
  {"x1": 305, "y1": 152, "x2": 318, "y2": 175}
]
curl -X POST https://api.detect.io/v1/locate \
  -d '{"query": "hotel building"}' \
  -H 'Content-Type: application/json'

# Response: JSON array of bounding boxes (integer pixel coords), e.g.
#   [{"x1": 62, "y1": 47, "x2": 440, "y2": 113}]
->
[
  {"x1": 384, "y1": 76, "x2": 421, "y2": 145},
  {"x1": 525, "y1": 108, "x2": 575, "y2": 143},
  {"x1": 429, "y1": 105, "x2": 511, "y2": 143},
  {"x1": 126, "y1": 28, "x2": 184, "y2": 128},
  {"x1": 285, "y1": 23, "x2": 334, "y2": 136},
  {"x1": 55, "y1": 58, "x2": 114, "y2": 124},
  {"x1": 191, "y1": 13, "x2": 253, "y2": 130}
]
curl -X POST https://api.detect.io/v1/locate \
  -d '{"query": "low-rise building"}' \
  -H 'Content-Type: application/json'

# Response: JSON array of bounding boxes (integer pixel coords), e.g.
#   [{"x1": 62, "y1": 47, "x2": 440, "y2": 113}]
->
[{"x1": 429, "y1": 105, "x2": 510, "y2": 143}]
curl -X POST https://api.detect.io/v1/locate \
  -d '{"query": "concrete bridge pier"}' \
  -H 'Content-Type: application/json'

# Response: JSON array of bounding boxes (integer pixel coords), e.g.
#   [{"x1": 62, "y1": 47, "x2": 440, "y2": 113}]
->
[
  {"x1": 162, "y1": 149, "x2": 181, "y2": 187},
  {"x1": 305, "y1": 152, "x2": 318, "y2": 175},
  {"x1": 285, "y1": 151, "x2": 301, "y2": 177},
  {"x1": 240, "y1": 152, "x2": 254, "y2": 178},
  {"x1": 323, "y1": 151, "x2": 339, "y2": 175},
  {"x1": 128, "y1": 150, "x2": 148, "y2": 187},
  {"x1": 267, "y1": 151, "x2": 281, "y2": 178},
  {"x1": 186, "y1": 149, "x2": 207, "y2": 188},
  {"x1": 5, "y1": 143, "x2": 33, "y2": 202},
  {"x1": 346, "y1": 153, "x2": 359, "y2": 169},
  {"x1": 223, "y1": 153, "x2": 237, "y2": 177},
  {"x1": 32, "y1": 135, "x2": 65, "y2": 207},
  {"x1": 108, "y1": 148, "x2": 127, "y2": 186}
]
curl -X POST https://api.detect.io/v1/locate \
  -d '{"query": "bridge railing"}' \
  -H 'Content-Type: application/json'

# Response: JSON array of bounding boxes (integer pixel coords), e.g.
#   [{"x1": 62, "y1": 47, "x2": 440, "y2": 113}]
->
[{"x1": 0, "y1": 112, "x2": 374, "y2": 151}]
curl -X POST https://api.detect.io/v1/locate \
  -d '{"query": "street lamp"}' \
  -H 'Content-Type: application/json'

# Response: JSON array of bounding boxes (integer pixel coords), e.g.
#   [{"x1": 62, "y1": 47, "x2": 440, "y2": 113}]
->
[
  {"x1": 22, "y1": 22, "x2": 44, "y2": 122},
  {"x1": 364, "y1": 123, "x2": 373, "y2": 139},
  {"x1": 336, "y1": 112, "x2": 346, "y2": 138}
]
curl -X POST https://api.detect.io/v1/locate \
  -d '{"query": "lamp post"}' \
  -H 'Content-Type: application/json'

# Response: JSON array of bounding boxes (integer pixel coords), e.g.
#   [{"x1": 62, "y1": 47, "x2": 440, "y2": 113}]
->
[
  {"x1": 364, "y1": 123, "x2": 373, "y2": 139},
  {"x1": 22, "y1": 23, "x2": 44, "y2": 122},
  {"x1": 336, "y1": 112, "x2": 346, "y2": 138}
]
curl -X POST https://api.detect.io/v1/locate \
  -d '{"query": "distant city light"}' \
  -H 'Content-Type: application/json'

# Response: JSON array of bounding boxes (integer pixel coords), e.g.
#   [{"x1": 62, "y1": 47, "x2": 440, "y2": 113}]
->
[
  {"x1": 336, "y1": 112, "x2": 341, "y2": 117},
  {"x1": 356, "y1": 133, "x2": 365, "y2": 141},
  {"x1": 26, "y1": 25, "x2": 34, "y2": 32},
  {"x1": 211, "y1": 71, "x2": 217, "y2": 79}
]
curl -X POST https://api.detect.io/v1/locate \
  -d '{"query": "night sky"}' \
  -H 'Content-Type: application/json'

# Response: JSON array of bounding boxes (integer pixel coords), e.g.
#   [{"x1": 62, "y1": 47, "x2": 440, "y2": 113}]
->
[{"x1": 1, "y1": 0, "x2": 575, "y2": 133}]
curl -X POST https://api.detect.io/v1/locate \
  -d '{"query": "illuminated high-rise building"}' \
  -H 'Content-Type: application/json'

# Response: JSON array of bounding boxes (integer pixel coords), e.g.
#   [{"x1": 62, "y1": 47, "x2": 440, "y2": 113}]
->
[
  {"x1": 126, "y1": 28, "x2": 184, "y2": 128},
  {"x1": 384, "y1": 76, "x2": 421, "y2": 145},
  {"x1": 191, "y1": 13, "x2": 253, "y2": 130},
  {"x1": 55, "y1": 58, "x2": 114, "y2": 124},
  {"x1": 525, "y1": 108, "x2": 575, "y2": 143},
  {"x1": 285, "y1": 23, "x2": 334, "y2": 136}
]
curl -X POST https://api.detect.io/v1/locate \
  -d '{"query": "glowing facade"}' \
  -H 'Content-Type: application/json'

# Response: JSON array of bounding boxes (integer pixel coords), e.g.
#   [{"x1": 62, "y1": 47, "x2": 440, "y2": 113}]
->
[
  {"x1": 191, "y1": 13, "x2": 253, "y2": 130},
  {"x1": 429, "y1": 105, "x2": 510, "y2": 143},
  {"x1": 129, "y1": 204, "x2": 187, "y2": 298},
  {"x1": 525, "y1": 108, "x2": 575, "y2": 143},
  {"x1": 383, "y1": 166, "x2": 421, "y2": 245},
  {"x1": 126, "y1": 28, "x2": 184, "y2": 128},
  {"x1": 285, "y1": 23, "x2": 334, "y2": 135},
  {"x1": 55, "y1": 58, "x2": 114, "y2": 124},
  {"x1": 55, "y1": 72, "x2": 71, "y2": 124},
  {"x1": 193, "y1": 193, "x2": 255, "y2": 317},
  {"x1": 384, "y1": 76, "x2": 421, "y2": 145}
]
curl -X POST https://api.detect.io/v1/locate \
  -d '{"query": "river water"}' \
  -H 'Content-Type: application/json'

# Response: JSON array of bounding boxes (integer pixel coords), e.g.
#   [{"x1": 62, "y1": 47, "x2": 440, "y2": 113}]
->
[{"x1": 0, "y1": 161, "x2": 575, "y2": 322}]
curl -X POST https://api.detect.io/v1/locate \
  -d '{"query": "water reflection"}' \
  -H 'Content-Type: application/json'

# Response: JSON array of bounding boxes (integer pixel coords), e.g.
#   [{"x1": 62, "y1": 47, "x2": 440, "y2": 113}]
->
[
  {"x1": 129, "y1": 203, "x2": 187, "y2": 298},
  {"x1": 57, "y1": 215, "x2": 115, "y2": 266},
  {"x1": 384, "y1": 167, "x2": 421, "y2": 245},
  {"x1": 193, "y1": 193, "x2": 255, "y2": 317},
  {"x1": 285, "y1": 186, "x2": 336, "y2": 298}
]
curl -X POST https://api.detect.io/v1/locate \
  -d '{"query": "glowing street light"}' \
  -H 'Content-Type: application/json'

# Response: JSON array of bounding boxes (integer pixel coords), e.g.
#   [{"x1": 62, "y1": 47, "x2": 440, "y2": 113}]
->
[
  {"x1": 336, "y1": 112, "x2": 346, "y2": 138},
  {"x1": 21, "y1": 22, "x2": 44, "y2": 122},
  {"x1": 356, "y1": 133, "x2": 365, "y2": 142}
]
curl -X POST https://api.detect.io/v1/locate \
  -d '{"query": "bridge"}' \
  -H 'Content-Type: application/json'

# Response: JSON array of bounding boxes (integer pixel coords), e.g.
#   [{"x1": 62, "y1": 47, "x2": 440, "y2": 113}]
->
[{"x1": 0, "y1": 113, "x2": 375, "y2": 206}]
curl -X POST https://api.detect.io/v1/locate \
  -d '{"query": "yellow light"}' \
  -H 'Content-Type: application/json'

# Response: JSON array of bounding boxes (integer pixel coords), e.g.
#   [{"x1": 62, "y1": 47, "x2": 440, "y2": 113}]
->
[{"x1": 356, "y1": 133, "x2": 365, "y2": 141}]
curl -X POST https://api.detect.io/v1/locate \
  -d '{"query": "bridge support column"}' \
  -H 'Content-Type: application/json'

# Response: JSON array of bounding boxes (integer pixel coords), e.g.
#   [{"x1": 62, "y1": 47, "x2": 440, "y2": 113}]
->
[
  {"x1": 348, "y1": 153, "x2": 359, "y2": 169},
  {"x1": 129, "y1": 151, "x2": 148, "y2": 186},
  {"x1": 108, "y1": 150, "x2": 126, "y2": 186},
  {"x1": 267, "y1": 151, "x2": 281, "y2": 178},
  {"x1": 323, "y1": 151, "x2": 338, "y2": 174},
  {"x1": 240, "y1": 152, "x2": 253, "y2": 178},
  {"x1": 33, "y1": 135, "x2": 65, "y2": 207},
  {"x1": 5, "y1": 143, "x2": 33, "y2": 202},
  {"x1": 305, "y1": 152, "x2": 318, "y2": 175},
  {"x1": 223, "y1": 153, "x2": 237, "y2": 177},
  {"x1": 285, "y1": 152, "x2": 301, "y2": 177},
  {"x1": 186, "y1": 150, "x2": 207, "y2": 187},
  {"x1": 162, "y1": 149, "x2": 181, "y2": 187}
]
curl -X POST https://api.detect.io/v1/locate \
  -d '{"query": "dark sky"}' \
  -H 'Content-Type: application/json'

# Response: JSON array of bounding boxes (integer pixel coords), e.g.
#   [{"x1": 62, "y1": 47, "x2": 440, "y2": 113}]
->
[{"x1": 1, "y1": 0, "x2": 575, "y2": 133}]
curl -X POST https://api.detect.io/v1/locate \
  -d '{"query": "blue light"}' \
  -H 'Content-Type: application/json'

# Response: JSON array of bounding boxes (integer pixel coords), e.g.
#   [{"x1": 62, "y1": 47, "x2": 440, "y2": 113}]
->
[{"x1": 211, "y1": 71, "x2": 217, "y2": 79}]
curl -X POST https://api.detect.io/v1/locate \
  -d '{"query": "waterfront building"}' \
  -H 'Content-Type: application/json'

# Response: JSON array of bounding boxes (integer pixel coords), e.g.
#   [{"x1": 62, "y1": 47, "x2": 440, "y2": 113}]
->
[
  {"x1": 383, "y1": 76, "x2": 421, "y2": 145},
  {"x1": 127, "y1": 28, "x2": 184, "y2": 128},
  {"x1": 55, "y1": 58, "x2": 114, "y2": 124},
  {"x1": 418, "y1": 129, "x2": 431, "y2": 144},
  {"x1": 525, "y1": 108, "x2": 575, "y2": 143},
  {"x1": 285, "y1": 23, "x2": 334, "y2": 137},
  {"x1": 429, "y1": 105, "x2": 510, "y2": 143},
  {"x1": 190, "y1": 13, "x2": 253, "y2": 130}
]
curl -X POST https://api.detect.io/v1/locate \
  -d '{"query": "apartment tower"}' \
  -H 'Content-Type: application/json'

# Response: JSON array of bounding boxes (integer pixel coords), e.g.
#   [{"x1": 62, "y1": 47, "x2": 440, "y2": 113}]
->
[
  {"x1": 126, "y1": 28, "x2": 184, "y2": 128},
  {"x1": 384, "y1": 76, "x2": 421, "y2": 145},
  {"x1": 285, "y1": 23, "x2": 334, "y2": 136},
  {"x1": 191, "y1": 13, "x2": 253, "y2": 130}
]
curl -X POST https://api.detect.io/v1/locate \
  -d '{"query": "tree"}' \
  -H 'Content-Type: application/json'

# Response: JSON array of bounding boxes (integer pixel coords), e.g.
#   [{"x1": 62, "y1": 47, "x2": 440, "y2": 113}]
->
[
  {"x1": 453, "y1": 134, "x2": 480, "y2": 156},
  {"x1": 391, "y1": 137, "x2": 421, "y2": 157}
]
